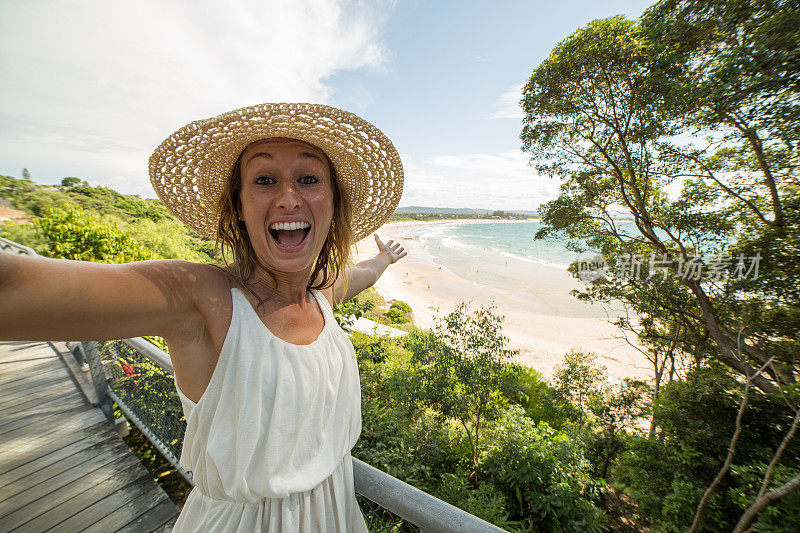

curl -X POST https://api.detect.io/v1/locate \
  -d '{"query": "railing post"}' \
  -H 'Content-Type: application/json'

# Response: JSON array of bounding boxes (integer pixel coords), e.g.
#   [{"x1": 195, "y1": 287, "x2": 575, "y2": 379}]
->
[
  {"x1": 68, "y1": 341, "x2": 87, "y2": 368},
  {"x1": 82, "y1": 341, "x2": 115, "y2": 425}
]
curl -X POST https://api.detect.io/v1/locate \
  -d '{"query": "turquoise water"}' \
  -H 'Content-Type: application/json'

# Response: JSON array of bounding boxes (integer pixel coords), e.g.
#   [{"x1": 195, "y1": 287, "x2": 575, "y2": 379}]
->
[{"x1": 416, "y1": 221, "x2": 580, "y2": 270}]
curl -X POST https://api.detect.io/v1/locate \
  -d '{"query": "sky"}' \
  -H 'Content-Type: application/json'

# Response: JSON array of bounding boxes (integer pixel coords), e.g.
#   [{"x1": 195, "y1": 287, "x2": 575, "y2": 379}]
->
[{"x1": 0, "y1": 0, "x2": 654, "y2": 212}]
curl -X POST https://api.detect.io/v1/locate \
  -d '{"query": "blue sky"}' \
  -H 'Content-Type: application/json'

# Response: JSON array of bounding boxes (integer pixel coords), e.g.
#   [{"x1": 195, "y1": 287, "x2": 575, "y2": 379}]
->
[{"x1": 0, "y1": 0, "x2": 653, "y2": 211}]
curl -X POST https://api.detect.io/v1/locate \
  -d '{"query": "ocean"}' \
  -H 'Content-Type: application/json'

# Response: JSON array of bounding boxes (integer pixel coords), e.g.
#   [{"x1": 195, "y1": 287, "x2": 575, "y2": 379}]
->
[
  {"x1": 389, "y1": 220, "x2": 584, "y2": 293},
  {"x1": 421, "y1": 220, "x2": 578, "y2": 269}
]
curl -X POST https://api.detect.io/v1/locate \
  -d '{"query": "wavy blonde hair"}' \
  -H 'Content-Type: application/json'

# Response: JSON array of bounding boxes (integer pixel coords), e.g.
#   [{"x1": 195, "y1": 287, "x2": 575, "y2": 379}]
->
[{"x1": 215, "y1": 140, "x2": 353, "y2": 309}]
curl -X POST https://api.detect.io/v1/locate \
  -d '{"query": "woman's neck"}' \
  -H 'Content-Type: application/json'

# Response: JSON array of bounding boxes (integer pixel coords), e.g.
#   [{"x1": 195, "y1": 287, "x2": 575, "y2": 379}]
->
[{"x1": 247, "y1": 267, "x2": 312, "y2": 306}]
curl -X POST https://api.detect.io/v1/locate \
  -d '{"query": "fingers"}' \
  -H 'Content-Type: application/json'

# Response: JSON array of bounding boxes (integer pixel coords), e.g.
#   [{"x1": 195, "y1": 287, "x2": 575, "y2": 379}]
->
[{"x1": 373, "y1": 234, "x2": 407, "y2": 262}]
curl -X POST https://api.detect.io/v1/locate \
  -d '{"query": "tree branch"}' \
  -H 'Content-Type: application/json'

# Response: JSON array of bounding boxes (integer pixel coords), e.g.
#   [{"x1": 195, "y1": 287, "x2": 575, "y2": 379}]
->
[{"x1": 689, "y1": 345, "x2": 776, "y2": 533}]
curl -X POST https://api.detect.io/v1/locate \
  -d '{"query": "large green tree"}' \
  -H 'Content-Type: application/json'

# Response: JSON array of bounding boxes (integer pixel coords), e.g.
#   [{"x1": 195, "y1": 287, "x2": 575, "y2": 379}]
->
[{"x1": 521, "y1": 10, "x2": 798, "y2": 394}]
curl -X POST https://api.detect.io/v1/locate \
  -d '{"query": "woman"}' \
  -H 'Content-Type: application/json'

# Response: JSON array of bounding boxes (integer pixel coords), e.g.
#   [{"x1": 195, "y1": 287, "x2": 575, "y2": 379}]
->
[{"x1": 0, "y1": 103, "x2": 406, "y2": 531}]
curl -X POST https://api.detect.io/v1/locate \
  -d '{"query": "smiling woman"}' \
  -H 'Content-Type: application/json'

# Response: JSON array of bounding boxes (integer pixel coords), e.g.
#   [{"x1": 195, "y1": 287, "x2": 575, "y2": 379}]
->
[
  {"x1": 216, "y1": 137, "x2": 351, "y2": 310},
  {"x1": 0, "y1": 102, "x2": 407, "y2": 532}
]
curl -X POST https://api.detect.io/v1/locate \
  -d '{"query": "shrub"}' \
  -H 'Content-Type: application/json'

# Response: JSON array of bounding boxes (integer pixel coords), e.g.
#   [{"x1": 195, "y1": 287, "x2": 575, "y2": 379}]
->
[
  {"x1": 34, "y1": 203, "x2": 155, "y2": 263},
  {"x1": 406, "y1": 302, "x2": 518, "y2": 477},
  {"x1": 482, "y1": 406, "x2": 607, "y2": 531},
  {"x1": 501, "y1": 363, "x2": 575, "y2": 429},
  {"x1": 435, "y1": 466, "x2": 515, "y2": 529},
  {"x1": 616, "y1": 364, "x2": 800, "y2": 530},
  {"x1": 385, "y1": 300, "x2": 412, "y2": 323}
]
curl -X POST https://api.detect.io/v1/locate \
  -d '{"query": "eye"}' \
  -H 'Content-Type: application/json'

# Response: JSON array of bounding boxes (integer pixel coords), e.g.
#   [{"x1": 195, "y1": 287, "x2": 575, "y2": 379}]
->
[
  {"x1": 254, "y1": 176, "x2": 275, "y2": 185},
  {"x1": 299, "y1": 175, "x2": 319, "y2": 185}
]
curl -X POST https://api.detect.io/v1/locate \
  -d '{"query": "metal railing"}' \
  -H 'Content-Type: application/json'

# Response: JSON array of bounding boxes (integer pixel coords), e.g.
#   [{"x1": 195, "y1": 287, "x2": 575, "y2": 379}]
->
[
  {"x1": 0, "y1": 237, "x2": 504, "y2": 532},
  {"x1": 0, "y1": 235, "x2": 37, "y2": 256}
]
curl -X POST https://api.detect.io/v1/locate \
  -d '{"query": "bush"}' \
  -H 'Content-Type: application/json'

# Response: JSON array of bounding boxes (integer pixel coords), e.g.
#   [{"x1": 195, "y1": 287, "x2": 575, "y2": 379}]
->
[
  {"x1": 353, "y1": 395, "x2": 460, "y2": 493},
  {"x1": 482, "y1": 406, "x2": 607, "y2": 532},
  {"x1": 501, "y1": 363, "x2": 575, "y2": 429},
  {"x1": 435, "y1": 466, "x2": 515, "y2": 529},
  {"x1": 34, "y1": 204, "x2": 155, "y2": 263},
  {"x1": 385, "y1": 300, "x2": 413, "y2": 323},
  {"x1": 0, "y1": 222, "x2": 47, "y2": 253}
]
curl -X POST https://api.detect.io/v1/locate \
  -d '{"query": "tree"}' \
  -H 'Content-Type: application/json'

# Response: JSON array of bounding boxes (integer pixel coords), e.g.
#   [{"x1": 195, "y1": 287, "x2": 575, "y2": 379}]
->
[
  {"x1": 21, "y1": 168, "x2": 30, "y2": 179},
  {"x1": 409, "y1": 302, "x2": 518, "y2": 479},
  {"x1": 60, "y1": 177, "x2": 82, "y2": 189},
  {"x1": 521, "y1": 14, "x2": 798, "y2": 394},
  {"x1": 589, "y1": 379, "x2": 649, "y2": 479},
  {"x1": 552, "y1": 350, "x2": 606, "y2": 429},
  {"x1": 522, "y1": 6, "x2": 800, "y2": 525}
]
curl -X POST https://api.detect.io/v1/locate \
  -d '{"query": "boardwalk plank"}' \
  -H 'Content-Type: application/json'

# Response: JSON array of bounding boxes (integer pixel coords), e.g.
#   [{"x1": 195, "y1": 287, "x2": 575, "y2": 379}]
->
[
  {"x1": 0, "y1": 412, "x2": 108, "y2": 469},
  {"x1": 0, "y1": 422, "x2": 113, "y2": 485},
  {"x1": 0, "y1": 403, "x2": 95, "y2": 445},
  {"x1": 0, "y1": 440, "x2": 132, "y2": 519},
  {"x1": 0, "y1": 342, "x2": 53, "y2": 362},
  {"x1": 0, "y1": 341, "x2": 179, "y2": 533},
  {"x1": 1, "y1": 390, "x2": 83, "y2": 420},
  {"x1": 0, "y1": 346, "x2": 58, "y2": 364},
  {"x1": 0, "y1": 438, "x2": 129, "y2": 501},
  {"x1": 117, "y1": 498, "x2": 181, "y2": 533},
  {"x1": 1, "y1": 455, "x2": 145, "y2": 532},
  {"x1": 0, "y1": 364, "x2": 68, "y2": 389},
  {"x1": 0, "y1": 359, "x2": 61, "y2": 386},
  {"x1": 0, "y1": 406, "x2": 106, "y2": 452},
  {"x1": 0, "y1": 434, "x2": 120, "y2": 492},
  {"x1": 0, "y1": 379, "x2": 82, "y2": 412},
  {"x1": 0, "y1": 376, "x2": 76, "y2": 407},
  {"x1": 0, "y1": 371, "x2": 73, "y2": 400},
  {"x1": 0, "y1": 402, "x2": 88, "y2": 435},
  {"x1": 56, "y1": 476, "x2": 167, "y2": 532}
]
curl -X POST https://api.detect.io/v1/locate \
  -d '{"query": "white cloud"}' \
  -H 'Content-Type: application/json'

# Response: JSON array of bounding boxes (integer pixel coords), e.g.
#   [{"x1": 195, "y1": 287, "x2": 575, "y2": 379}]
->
[
  {"x1": 399, "y1": 150, "x2": 559, "y2": 211},
  {"x1": 0, "y1": 0, "x2": 391, "y2": 195},
  {"x1": 489, "y1": 83, "x2": 525, "y2": 120}
]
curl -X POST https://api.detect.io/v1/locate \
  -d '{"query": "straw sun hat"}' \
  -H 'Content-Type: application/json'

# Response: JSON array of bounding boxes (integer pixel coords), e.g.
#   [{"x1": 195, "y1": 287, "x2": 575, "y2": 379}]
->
[{"x1": 149, "y1": 102, "x2": 404, "y2": 242}]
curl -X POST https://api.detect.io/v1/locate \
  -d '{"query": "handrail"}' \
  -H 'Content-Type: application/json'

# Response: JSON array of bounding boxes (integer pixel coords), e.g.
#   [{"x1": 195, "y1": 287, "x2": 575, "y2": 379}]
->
[
  {"x1": 0, "y1": 235, "x2": 37, "y2": 256},
  {"x1": 353, "y1": 458, "x2": 506, "y2": 533},
  {"x1": 0, "y1": 236, "x2": 507, "y2": 532},
  {"x1": 123, "y1": 337, "x2": 173, "y2": 372}
]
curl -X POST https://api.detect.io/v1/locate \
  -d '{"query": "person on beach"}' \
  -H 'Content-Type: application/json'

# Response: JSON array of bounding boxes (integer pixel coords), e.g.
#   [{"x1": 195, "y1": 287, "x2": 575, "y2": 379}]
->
[{"x1": 0, "y1": 102, "x2": 407, "y2": 531}]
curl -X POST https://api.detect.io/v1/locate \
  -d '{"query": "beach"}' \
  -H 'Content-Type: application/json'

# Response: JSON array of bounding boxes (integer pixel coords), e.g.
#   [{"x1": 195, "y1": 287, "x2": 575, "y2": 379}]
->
[{"x1": 353, "y1": 220, "x2": 652, "y2": 382}]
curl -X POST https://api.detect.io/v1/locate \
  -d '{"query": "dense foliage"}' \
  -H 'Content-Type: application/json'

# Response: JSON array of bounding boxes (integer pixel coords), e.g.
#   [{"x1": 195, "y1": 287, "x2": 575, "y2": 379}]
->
[
  {"x1": 349, "y1": 306, "x2": 619, "y2": 532},
  {"x1": 0, "y1": 174, "x2": 215, "y2": 262}
]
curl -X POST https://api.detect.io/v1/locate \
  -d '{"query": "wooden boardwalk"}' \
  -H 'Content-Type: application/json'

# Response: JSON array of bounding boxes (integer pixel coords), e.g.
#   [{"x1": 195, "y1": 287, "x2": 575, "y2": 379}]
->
[{"x1": 0, "y1": 341, "x2": 179, "y2": 532}]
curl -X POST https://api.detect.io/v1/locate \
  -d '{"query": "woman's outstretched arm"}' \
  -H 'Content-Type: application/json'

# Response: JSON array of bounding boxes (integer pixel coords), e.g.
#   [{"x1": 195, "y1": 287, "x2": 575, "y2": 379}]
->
[
  {"x1": 0, "y1": 253, "x2": 209, "y2": 342},
  {"x1": 332, "y1": 234, "x2": 407, "y2": 305}
]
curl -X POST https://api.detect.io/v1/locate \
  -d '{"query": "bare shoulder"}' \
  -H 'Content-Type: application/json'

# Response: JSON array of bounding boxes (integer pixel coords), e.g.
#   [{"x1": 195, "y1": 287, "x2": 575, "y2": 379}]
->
[{"x1": 161, "y1": 261, "x2": 233, "y2": 339}]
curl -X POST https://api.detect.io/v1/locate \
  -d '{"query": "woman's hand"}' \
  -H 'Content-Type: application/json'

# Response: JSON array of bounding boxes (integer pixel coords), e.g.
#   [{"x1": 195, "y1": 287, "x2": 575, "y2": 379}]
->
[{"x1": 373, "y1": 234, "x2": 407, "y2": 264}]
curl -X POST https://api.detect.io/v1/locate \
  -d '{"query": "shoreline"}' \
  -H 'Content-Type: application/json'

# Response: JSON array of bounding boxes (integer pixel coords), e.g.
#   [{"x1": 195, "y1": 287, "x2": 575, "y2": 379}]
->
[{"x1": 353, "y1": 220, "x2": 652, "y2": 382}]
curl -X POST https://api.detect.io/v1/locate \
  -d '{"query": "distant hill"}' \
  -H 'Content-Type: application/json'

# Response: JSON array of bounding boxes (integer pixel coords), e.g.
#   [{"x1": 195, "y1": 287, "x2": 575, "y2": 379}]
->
[{"x1": 395, "y1": 206, "x2": 540, "y2": 217}]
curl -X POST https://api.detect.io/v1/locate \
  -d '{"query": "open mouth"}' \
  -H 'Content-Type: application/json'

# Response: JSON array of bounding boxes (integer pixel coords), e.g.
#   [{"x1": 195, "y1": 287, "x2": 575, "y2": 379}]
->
[{"x1": 268, "y1": 222, "x2": 311, "y2": 251}]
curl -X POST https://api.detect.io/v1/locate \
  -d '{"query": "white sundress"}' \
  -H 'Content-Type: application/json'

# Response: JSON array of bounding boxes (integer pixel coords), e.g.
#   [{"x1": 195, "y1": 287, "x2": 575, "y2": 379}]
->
[{"x1": 172, "y1": 287, "x2": 369, "y2": 532}]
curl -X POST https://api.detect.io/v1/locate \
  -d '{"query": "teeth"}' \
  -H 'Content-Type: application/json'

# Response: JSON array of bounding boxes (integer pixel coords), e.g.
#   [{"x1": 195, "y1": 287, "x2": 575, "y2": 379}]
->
[{"x1": 269, "y1": 221, "x2": 310, "y2": 231}]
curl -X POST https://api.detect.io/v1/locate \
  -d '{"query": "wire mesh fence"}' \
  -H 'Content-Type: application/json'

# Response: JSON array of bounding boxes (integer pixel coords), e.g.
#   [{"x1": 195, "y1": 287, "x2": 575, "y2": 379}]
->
[
  {"x1": 99, "y1": 340, "x2": 186, "y2": 466},
  {"x1": 357, "y1": 494, "x2": 420, "y2": 532}
]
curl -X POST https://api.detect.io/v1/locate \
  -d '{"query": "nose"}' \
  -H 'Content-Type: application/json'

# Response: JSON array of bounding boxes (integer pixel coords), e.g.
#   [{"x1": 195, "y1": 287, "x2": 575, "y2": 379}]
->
[{"x1": 276, "y1": 181, "x2": 301, "y2": 209}]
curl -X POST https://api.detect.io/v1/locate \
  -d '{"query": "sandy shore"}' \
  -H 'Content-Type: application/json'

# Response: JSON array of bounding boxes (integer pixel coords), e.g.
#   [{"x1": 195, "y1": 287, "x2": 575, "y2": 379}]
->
[{"x1": 352, "y1": 220, "x2": 652, "y2": 382}]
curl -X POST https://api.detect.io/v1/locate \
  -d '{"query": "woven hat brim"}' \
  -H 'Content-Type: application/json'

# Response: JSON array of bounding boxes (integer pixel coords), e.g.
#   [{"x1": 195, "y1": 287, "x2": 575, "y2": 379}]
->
[{"x1": 148, "y1": 103, "x2": 403, "y2": 243}]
